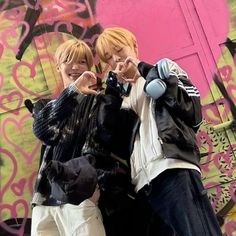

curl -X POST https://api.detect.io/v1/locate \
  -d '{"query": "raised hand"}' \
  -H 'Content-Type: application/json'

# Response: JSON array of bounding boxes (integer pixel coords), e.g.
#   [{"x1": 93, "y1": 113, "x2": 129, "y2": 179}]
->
[
  {"x1": 74, "y1": 71, "x2": 98, "y2": 95},
  {"x1": 122, "y1": 56, "x2": 140, "y2": 83},
  {"x1": 124, "y1": 56, "x2": 140, "y2": 67},
  {"x1": 112, "y1": 62, "x2": 127, "y2": 83}
]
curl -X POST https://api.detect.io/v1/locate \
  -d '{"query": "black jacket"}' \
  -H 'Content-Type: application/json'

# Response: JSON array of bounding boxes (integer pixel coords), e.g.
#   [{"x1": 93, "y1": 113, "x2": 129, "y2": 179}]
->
[
  {"x1": 138, "y1": 61, "x2": 202, "y2": 166},
  {"x1": 101, "y1": 60, "x2": 202, "y2": 170}
]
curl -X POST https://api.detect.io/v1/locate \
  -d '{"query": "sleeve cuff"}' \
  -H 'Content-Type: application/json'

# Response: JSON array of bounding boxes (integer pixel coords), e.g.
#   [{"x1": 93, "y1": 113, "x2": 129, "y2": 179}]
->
[
  {"x1": 138, "y1": 61, "x2": 154, "y2": 78},
  {"x1": 68, "y1": 83, "x2": 81, "y2": 94}
]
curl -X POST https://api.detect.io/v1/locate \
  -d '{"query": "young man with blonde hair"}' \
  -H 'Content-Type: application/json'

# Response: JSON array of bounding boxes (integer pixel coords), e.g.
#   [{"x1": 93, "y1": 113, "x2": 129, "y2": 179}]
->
[
  {"x1": 31, "y1": 38, "x2": 105, "y2": 236},
  {"x1": 96, "y1": 27, "x2": 222, "y2": 236}
]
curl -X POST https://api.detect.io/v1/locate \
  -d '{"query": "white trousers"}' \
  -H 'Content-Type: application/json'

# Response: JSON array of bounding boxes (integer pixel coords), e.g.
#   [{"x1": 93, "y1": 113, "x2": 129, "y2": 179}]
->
[{"x1": 31, "y1": 200, "x2": 106, "y2": 236}]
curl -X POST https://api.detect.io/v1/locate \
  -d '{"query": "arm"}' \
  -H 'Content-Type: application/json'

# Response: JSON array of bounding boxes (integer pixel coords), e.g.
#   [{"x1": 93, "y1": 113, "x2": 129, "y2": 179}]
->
[
  {"x1": 33, "y1": 71, "x2": 98, "y2": 145},
  {"x1": 97, "y1": 88, "x2": 140, "y2": 161},
  {"x1": 32, "y1": 84, "x2": 85, "y2": 145},
  {"x1": 138, "y1": 58, "x2": 202, "y2": 131}
]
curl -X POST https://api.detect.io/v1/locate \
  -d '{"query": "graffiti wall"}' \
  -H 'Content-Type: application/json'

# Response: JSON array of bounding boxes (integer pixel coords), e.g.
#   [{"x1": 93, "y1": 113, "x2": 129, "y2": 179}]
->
[{"x1": 0, "y1": 0, "x2": 235, "y2": 235}]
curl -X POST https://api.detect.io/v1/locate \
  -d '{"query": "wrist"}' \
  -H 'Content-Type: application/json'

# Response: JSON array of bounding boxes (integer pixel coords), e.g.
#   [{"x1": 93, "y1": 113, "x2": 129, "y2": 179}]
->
[{"x1": 70, "y1": 83, "x2": 85, "y2": 94}]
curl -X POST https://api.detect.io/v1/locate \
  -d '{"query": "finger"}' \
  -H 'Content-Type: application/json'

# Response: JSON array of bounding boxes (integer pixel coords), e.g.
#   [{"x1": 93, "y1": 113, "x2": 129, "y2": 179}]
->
[
  {"x1": 88, "y1": 83, "x2": 97, "y2": 89},
  {"x1": 75, "y1": 71, "x2": 95, "y2": 84},
  {"x1": 114, "y1": 62, "x2": 125, "y2": 73},
  {"x1": 82, "y1": 71, "x2": 96, "y2": 76},
  {"x1": 124, "y1": 57, "x2": 133, "y2": 65},
  {"x1": 124, "y1": 57, "x2": 130, "y2": 63},
  {"x1": 125, "y1": 57, "x2": 139, "y2": 66},
  {"x1": 81, "y1": 71, "x2": 97, "y2": 81},
  {"x1": 123, "y1": 78, "x2": 136, "y2": 83},
  {"x1": 86, "y1": 88, "x2": 99, "y2": 95},
  {"x1": 118, "y1": 62, "x2": 125, "y2": 70},
  {"x1": 89, "y1": 81, "x2": 105, "y2": 91}
]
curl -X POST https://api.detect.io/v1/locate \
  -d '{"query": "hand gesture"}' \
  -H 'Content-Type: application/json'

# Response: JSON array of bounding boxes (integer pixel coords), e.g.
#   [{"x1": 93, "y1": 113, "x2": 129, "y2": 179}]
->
[
  {"x1": 74, "y1": 71, "x2": 98, "y2": 95},
  {"x1": 120, "y1": 56, "x2": 140, "y2": 83},
  {"x1": 124, "y1": 56, "x2": 140, "y2": 67},
  {"x1": 112, "y1": 62, "x2": 127, "y2": 83}
]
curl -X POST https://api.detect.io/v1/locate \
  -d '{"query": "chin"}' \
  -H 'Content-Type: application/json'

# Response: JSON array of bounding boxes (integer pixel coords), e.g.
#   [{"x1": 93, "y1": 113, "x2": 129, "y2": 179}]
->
[{"x1": 68, "y1": 78, "x2": 77, "y2": 83}]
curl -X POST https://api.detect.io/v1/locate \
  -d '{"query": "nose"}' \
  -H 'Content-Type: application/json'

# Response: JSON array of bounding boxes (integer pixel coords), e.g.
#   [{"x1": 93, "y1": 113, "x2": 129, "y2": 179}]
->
[
  {"x1": 113, "y1": 54, "x2": 121, "y2": 63},
  {"x1": 72, "y1": 63, "x2": 80, "y2": 69}
]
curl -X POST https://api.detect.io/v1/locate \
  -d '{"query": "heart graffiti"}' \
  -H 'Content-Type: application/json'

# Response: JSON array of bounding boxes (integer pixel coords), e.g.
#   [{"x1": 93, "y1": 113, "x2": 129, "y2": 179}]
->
[
  {"x1": 12, "y1": 54, "x2": 55, "y2": 97},
  {"x1": 0, "y1": 21, "x2": 30, "y2": 54},
  {"x1": 0, "y1": 199, "x2": 29, "y2": 236},
  {"x1": 0, "y1": 148, "x2": 17, "y2": 201},
  {"x1": 0, "y1": 90, "x2": 23, "y2": 115},
  {"x1": 10, "y1": 178, "x2": 27, "y2": 196},
  {"x1": 2, "y1": 113, "x2": 41, "y2": 165}
]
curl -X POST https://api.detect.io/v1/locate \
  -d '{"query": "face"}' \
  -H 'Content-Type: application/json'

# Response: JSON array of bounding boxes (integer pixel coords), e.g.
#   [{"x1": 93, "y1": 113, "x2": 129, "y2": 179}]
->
[
  {"x1": 58, "y1": 57, "x2": 89, "y2": 88},
  {"x1": 104, "y1": 45, "x2": 138, "y2": 78}
]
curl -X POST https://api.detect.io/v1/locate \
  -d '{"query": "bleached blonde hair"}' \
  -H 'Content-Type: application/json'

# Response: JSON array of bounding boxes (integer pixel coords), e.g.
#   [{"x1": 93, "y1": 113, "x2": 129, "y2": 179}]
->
[
  {"x1": 55, "y1": 39, "x2": 93, "y2": 70},
  {"x1": 95, "y1": 27, "x2": 137, "y2": 63}
]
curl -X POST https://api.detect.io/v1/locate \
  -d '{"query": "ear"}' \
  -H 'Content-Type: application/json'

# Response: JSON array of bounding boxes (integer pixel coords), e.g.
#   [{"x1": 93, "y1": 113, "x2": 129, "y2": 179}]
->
[
  {"x1": 133, "y1": 41, "x2": 138, "y2": 57},
  {"x1": 56, "y1": 63, "x2": 61, "y2": 72}
]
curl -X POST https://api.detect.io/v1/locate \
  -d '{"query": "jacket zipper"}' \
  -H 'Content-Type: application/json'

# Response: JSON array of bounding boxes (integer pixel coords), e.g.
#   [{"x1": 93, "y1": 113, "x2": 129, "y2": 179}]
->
[{"x1": 151, "y1": 100, "x2": 166, "y2": 159}]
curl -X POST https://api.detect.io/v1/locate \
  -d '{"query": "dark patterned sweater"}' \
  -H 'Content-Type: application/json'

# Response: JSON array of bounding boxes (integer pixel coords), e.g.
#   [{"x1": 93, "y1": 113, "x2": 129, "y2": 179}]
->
[{"x1": 32, "y1": 84, "x2": 109, "y2": 205}]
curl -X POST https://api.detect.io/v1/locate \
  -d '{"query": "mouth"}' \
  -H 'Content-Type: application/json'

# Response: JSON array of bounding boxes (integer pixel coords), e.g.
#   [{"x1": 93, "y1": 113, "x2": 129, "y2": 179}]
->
[{"x1": 68, "y1": 73, "x2": 82, "y2": 80}]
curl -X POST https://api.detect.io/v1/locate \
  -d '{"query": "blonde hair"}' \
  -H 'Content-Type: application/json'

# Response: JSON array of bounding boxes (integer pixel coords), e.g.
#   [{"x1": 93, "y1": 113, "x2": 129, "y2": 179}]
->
[
  {"x1": 55, "y1": 39, "x2": 93, "y2": 70},
  {"x1": 96, "y1": 27, "x2": 137, "y2": 62}
]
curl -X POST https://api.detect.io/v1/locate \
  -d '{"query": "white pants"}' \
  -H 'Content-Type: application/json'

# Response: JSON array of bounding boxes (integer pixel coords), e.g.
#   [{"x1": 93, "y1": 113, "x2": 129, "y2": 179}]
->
[{"x1": 31, "y1": 200, "x2": 106, "y2": 236}]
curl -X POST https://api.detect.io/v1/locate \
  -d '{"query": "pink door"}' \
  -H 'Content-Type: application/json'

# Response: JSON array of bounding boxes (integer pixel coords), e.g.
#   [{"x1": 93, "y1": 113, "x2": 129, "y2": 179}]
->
[{"x1": 96, "y1": 0, "x2": 235, "y2": 219}]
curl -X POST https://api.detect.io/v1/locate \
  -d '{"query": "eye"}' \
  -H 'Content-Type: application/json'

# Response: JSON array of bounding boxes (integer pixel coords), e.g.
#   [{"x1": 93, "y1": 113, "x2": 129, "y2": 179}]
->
[
  {"x1": 116, "y1": 48, "x2": 123, "y2": 52},
  {"x1": 105, "y1": 54, "x2": 113, "y2": 61},
  {"x1": 79, "y1": 59, "x2": 87, "y2": 64}
]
